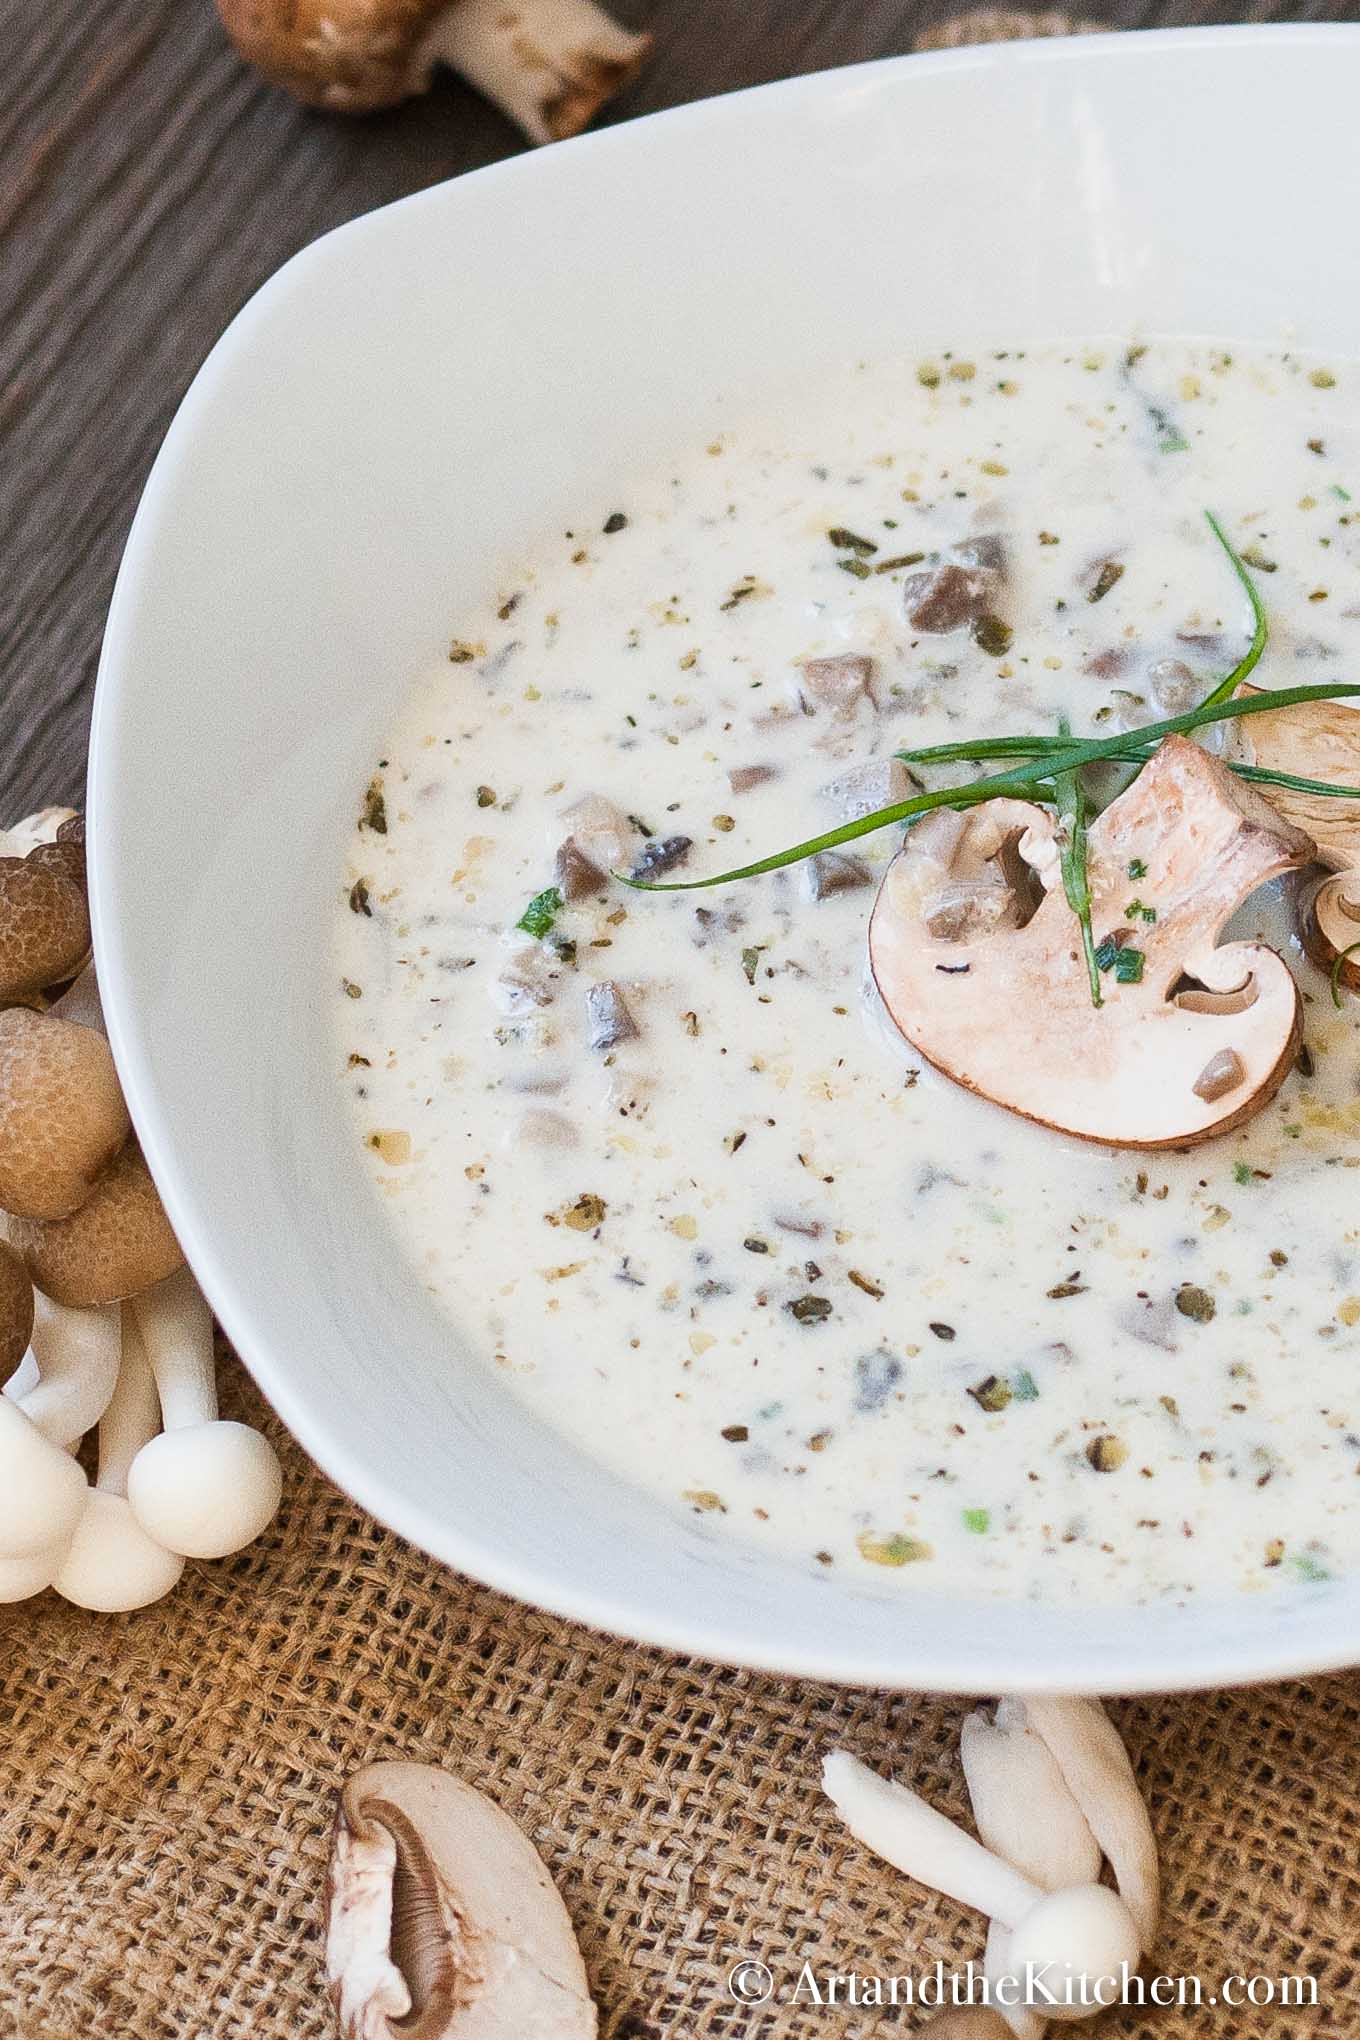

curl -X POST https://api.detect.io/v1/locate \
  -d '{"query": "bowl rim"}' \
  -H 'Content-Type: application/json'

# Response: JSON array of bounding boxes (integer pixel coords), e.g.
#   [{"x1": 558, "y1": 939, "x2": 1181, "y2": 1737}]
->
[{"x1": 91, "y1": 21, "x2": 1360, "y2": 1694}]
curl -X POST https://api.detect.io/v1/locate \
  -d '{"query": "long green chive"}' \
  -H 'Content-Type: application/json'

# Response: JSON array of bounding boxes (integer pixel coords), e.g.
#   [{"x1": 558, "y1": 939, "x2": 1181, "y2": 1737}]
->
[
  {"x1": 1052, "y1": 718, "x2": 1101, "y2": 1005},
  {"x1": 619, "y1": 682, "x2": 1360, "y2": 892},
  {"x1": 1199, "y1": 510, "x2": 1268, "y2": 704}
]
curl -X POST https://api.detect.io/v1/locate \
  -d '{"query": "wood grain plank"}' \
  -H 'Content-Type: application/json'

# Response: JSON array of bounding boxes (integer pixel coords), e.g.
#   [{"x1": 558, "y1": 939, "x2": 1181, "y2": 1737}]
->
[{"x1": 0, "y1": 0, "x2": 1352, "y2": 815}]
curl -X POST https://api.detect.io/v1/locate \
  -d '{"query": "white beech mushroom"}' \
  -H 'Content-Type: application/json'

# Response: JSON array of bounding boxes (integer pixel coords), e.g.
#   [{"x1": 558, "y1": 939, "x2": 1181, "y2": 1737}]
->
[
  {"x1": 215, "y1": 0, "x2": 652, "y2": 145},
  {"x1": 961, "y1": 1698, "x2": 1104, "y2": 2040},
  {"x1": 5, "y1": 1137, "x2": 185, "y2": 1306},
  {"x1": 961, "y1": 1697, "x2": 1103, "y2": 2040},
  {"x1": 1021, "y1": 1698, "x2": 1160, "y2": 1955},
  {"x1": 0, "y1": 1297, "x2": 120, "y2": 1559},
  {"x1": 822, "y1": 1752, "x2": 1140, "y2": 2023},
  {"x1": 869, "y1": 736, "x2": 1313, "y2": 1148},
  {"x1": 1234, "y1": 686, "x2": 1360, "y2": 991},
  {"x1": 126, "y1": 1266, "x2": 282, "y2": 1558},
  {"x1": 0, "y1": 1007, "x2": 130, "y2": 1219},
  {"x1": 327, "y1": 1759, "x2": 597, "y2": 2038},
  {"x1": 53, "y1": 1308, "x2": 185, "y2": 1612}
]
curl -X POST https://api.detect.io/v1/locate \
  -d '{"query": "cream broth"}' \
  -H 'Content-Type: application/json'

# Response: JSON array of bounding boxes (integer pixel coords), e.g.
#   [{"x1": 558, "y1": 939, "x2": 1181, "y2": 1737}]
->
[{"x1": 338, "y1": 339, "x2": 1360, "y2": 1604}]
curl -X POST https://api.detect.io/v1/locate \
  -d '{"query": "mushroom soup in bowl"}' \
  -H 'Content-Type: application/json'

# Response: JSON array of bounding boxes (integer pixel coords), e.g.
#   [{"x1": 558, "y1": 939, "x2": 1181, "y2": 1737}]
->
[
  {"x1": 338, "y1": 339, "x2": 1360, "y2": 1607},
  {"x1": 92, "y1": 27, "x2": 1360, "y2": 1688}
]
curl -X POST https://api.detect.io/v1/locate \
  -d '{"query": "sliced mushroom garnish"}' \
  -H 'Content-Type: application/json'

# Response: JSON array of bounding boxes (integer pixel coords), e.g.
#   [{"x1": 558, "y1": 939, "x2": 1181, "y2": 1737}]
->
[
  {"x1": 1235, "y1": 685, "x2": 1360, "y2": 990},
  {"x1": 869, "y1": 737, "x2": 1313, "y2": 1148},
  {"x1": 327, "y1": 1761, "x2": 596, "y2": 2040}
]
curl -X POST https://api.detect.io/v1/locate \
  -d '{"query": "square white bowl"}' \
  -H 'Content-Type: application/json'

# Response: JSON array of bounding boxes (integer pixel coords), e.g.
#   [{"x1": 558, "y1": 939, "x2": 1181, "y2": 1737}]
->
[{"x1": 92, "y1": 24, "x2": 1360, "y2": 1691}]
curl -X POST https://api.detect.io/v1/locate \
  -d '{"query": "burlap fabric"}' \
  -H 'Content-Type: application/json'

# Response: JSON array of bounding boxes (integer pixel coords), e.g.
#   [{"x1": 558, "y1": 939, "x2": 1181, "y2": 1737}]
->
[{"x1": 7, "y1": 18, "x2": 1360, "y2": 2035}]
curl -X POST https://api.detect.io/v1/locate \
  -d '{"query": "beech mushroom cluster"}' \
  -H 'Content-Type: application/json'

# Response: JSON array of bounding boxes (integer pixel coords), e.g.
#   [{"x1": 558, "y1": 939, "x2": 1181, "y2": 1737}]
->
[
  {"x1": 0, "y1": 808, "x2": 282, "y2": 1609},
  {"x1": 870, "y1": 737, "x2": 1315, "y2": 1148},
  {"x1": 326, "y1": 1761, "x2": 598, "y2": 2037},
  {"x1": 215, "y1": 0, "x2": 652, "y2": 146},
  {"x1": 824, "y1": 1697, "x2": 1159, "y2": 2035}
]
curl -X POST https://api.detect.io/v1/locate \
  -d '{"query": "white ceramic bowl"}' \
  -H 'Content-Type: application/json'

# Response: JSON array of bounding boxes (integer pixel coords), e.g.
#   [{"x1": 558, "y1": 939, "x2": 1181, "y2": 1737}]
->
[{"x1": 93, "y1": 24, "x2": 1360, "y2": 1692}]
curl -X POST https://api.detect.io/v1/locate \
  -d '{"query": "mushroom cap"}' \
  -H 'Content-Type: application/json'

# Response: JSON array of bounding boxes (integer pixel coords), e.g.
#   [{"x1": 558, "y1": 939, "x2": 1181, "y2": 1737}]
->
[
  {"x1": 1238, "y1": 685, "x2": 1360, "y2": 868},
  {"x1": 0, "y1": 1549, "x2": 62, "y2": 1602},
  {"x1": 126, "y1": 1420, "x2": 282, "y2": 1559},
  {"x1": 6, "y1": 1139, "x2": 184, "y2": 1307},
  {"x1": 52, "y1": 1490, "x2": 185, "y2": 1611},
  {"x1": 0, "y1": 1236, "x2": 33, "y2": 1387},
  {"x1": 1004, "y1": 1883, "x2": 1142, "y2": 2023},
  {"x1": 0, "y1": 1394, "x2": 88, "y2": 1558},
  {"x1": 0, "y1": 1008, "x2": 130, "y2": 1219},
  {"x1": 328, "y1": 1760, "x2": 596, "y2": 2040},
  {"x1": 1305, "y1": 871, "x2": 1360, "y2": 991},
  {"x1": 870, "y1": 737, "x2": 1313, "y2": 1149},
  {"x1": 216, "y1": 0, "x2": 452, "y2": 110},
  {"x1": 0, "y1": 847, "x2": 91, "y2": 1000}
]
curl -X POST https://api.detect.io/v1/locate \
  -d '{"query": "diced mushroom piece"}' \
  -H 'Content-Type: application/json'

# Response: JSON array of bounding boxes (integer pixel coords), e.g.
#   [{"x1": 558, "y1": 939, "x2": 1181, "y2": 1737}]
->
[
  {"x1": 510, "y1": 1108, "x2": 578, "y2": 1149},
  {"x1": 494, "y1": 940, "x2": 559, "y2": 1016},
  {"x1": 902, "y1": 535, "x2": 1007, "y2": 635},
  {"x1": 216, "y1": 0, "x2": 651, "y2": 144},
  {"x1": 559, "y1": 793, "x2": 632, "y2": 875},
  {"x1": 819, "y1": 756, "x2": 915, "y2": 822},
  {"x1": 728, "y1": 764, "x2": 777, "y2": 794},
  {"x1": 923, "y1": 880, "x2": 1020, "y2": 943},
  {"x1": 805, "y1": 853, "x2": 872, "y2": 901},
  {"x1": 1234, "y1": 687, "x2": 1360, "y2": 991},
  {"x1": 1192, "y1": 1047, "x2": 1245, "y2": 1101},
  {"x1": 1145, "y1": 657, "x2": 1199, "y2": 716},
  {"x1": 327, "y1": 1761, "x2": 596, "y2": 2039},
  {"x1": 629, "y1": 836, "x2": 692, "y2": 882},
  {"x1": 586, "y1": 981, "x2": 638, "y2": 1051},
  {"x1": 554, "y1": 838, "x2": 607, "y2": 901},
  {"x1": 869, "y1": 737, "x2": 1314, "y2": 1148},
  {"x1": 0, "y1": 1008, "x2": 131, "y2": 1219},
  {"x1": 794, "y1": 653, "x2": 876, "y2": 718}
]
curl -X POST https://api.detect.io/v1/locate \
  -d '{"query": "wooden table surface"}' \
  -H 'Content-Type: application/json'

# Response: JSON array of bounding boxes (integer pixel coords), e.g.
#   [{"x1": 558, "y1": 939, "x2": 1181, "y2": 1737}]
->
[{"x1": 0, "y1": 0, "x2": 1348, "y2": 818}]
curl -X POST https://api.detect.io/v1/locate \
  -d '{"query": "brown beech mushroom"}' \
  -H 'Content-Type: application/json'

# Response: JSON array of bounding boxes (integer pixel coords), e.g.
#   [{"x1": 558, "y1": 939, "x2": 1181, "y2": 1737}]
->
[
  {"x1": 327, "y1": 1760, "x2": 597, "y2": 2038},
  {"x1": 0, "y1": 1008, "x2": 130, "y2": 1219},
  {"x1": 1235, "y1": 686, "x2": 1360, "y2": 992},
  {"x1": 0, "y1": 1238, "x2": 33, "y2": 1388},
  {"x1": 0, "y1": 840, "x2": 90, "y2": 1002},
  {"x1": 870, "y1": 736, "x2": 1313, "y2": 1148},
  {"x1": 5, "y1": 1139, "x2": 184, "y2": 1307},
  {"x1": 216, "y1": 0, "x2": 652, "y2": 145}
]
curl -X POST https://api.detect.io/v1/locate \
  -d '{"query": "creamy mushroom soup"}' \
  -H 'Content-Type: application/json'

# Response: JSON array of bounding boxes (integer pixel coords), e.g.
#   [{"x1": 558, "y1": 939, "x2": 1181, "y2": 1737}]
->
[{"x1": 338, "y1": 338, "x2": 1360, "y2": 1604}]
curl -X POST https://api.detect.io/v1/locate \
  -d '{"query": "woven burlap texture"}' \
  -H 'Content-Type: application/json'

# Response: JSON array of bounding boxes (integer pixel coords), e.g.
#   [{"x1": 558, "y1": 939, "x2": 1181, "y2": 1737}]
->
[
  {"x1": 4, "y1": 1351, "x2": 1359, "y2": 2039},
  {"x1": 7, "y1": 13, "x2": 1360, "y2": 2033}
]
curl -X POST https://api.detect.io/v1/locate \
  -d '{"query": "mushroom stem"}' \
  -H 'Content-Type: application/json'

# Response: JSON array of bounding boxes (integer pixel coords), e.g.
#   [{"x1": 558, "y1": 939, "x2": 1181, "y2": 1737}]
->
[
  {"x1": 127, "y1": 1266, "x2": 282, "y2": 1559},
  {"x1": 430, "y1": 0, "x2": 650, "y2": 144},
  {"x1": 960, "y1": 1698, "x2": 1102, "y2": 1895},
  {"x1": 52, "y1": 1309, "x2": 186, "y2": 1612},
  {"x1": 1020, "y1": 1698, "x2": 1160, "y2": 1955},
  {"x1": 133, "y1": 1265, "x2": 216, "y2": 1430},
  {"x1": 822, "y1": 1750, "x2": 1038, "y2": 1926},
  {"x1": 14, "y1": 1295, "x2": 120, "y2": 1444}
]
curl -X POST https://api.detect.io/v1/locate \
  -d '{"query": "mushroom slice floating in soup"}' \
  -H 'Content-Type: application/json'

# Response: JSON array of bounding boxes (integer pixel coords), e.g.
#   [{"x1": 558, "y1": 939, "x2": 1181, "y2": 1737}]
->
[
  {"x1": 869, "y1": 736, "x2": 1314, "y2": 1150},
  {"x1": 1235, "y1": 686, "x2": 1360, "y2": 993}
]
